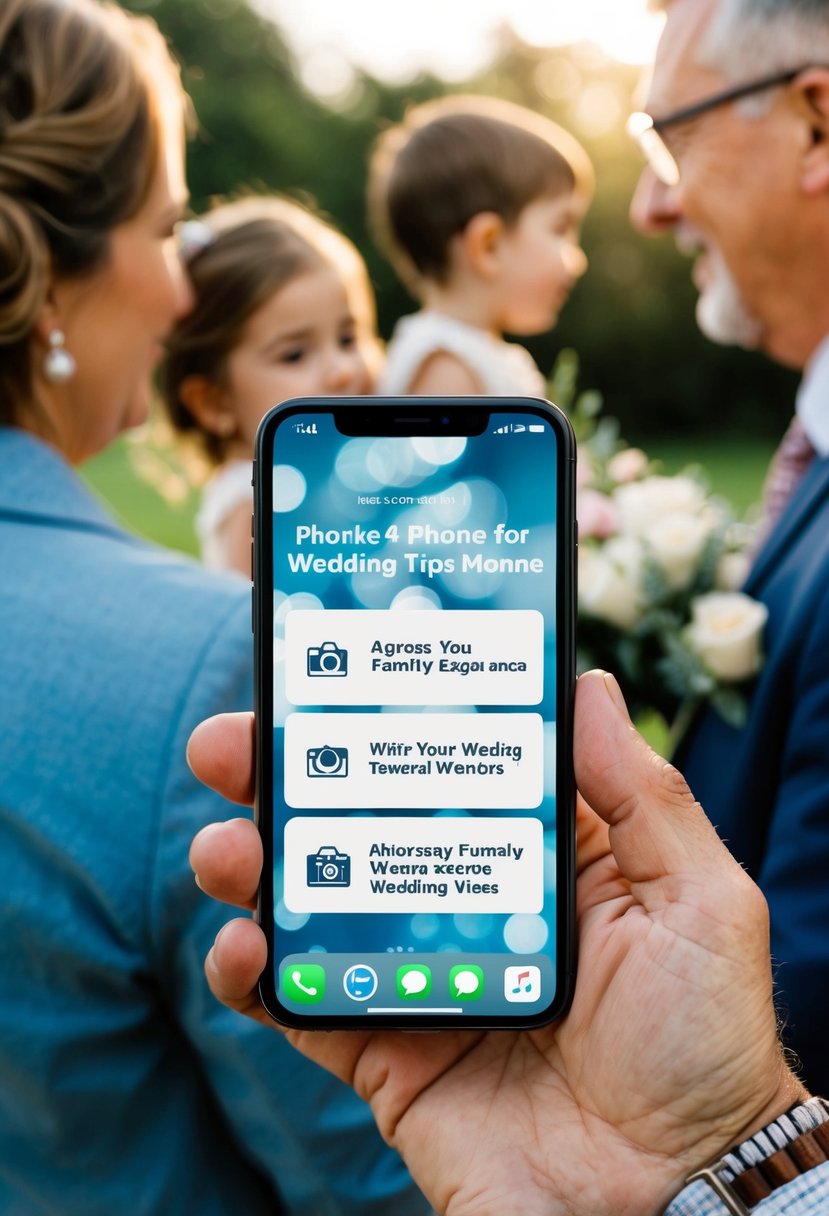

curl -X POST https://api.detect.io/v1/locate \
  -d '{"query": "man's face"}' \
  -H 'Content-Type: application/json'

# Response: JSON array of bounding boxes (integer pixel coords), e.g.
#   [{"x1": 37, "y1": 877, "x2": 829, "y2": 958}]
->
[{"x1": 630, "y1": 0, "x2": 803, "y2": 364}]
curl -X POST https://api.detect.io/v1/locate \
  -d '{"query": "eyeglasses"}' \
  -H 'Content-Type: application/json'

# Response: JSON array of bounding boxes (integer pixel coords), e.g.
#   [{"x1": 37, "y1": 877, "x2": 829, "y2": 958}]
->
[{"x1": 627, "y1": 65, "x2": 818, "y2": 187}]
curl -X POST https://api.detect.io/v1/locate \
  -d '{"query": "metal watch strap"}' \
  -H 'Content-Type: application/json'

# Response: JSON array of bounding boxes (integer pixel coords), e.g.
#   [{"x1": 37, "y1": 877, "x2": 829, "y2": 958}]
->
[{"x1": 672, "y1": 1098, "x2": 829, "y2": 1215}]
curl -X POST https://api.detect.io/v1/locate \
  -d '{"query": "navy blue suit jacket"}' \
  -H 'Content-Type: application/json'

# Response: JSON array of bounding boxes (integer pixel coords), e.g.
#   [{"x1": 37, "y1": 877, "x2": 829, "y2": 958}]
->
[{"x1": 679, "y1": 453, "x2": 829, "y2": 1094}]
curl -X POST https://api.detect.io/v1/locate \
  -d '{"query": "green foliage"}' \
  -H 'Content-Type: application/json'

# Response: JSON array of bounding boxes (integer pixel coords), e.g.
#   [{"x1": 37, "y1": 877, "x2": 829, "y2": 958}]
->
[
  {"x1": 657, "y1": 632, "x2": 716, "y2": 701},
  {"x1": 709, "y1": 685, "x2": 750, "y2": 730}
]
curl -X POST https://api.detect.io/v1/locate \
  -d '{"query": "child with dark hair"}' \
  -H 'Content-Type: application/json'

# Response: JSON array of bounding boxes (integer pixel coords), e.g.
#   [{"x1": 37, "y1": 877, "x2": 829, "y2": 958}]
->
[
  {"x1": 368, "y1": 94, "x2": 593, "y2": 396},
  {"x1": 163, "y1": 195, "x2": 381, "y2": 574}
]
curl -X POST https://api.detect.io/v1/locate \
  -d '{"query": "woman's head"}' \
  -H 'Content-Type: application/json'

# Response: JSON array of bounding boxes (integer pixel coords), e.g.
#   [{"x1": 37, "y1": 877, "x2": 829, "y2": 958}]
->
[
  {"x1": 162, "y1": 196, "x2": 380, "y2": 463},
  {"x1": 0, "y1": 0, "x2": 191, "y2": 461}
]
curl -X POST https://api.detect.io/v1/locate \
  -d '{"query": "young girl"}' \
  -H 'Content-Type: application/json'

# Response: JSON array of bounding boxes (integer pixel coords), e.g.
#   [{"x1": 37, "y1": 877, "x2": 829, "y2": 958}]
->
[
  {"x1": 367, "y1": 95, "x2": 593, "y2": 396},
  {"x1": 163, "y1": 196, "x2": 381, "y2": 575}
]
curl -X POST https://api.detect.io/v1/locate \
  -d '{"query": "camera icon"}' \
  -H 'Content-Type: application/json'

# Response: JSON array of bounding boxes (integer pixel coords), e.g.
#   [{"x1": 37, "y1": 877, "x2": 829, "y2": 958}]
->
[
  {"x1": 307, "y1": 642, "x2": 348, "y2": 677},
  {"x1": 307, "y1": 846, "x2": 351, "y2": 888},
  {"x1": 306, "y1": 745, "x2": 349, "y2": 779}
]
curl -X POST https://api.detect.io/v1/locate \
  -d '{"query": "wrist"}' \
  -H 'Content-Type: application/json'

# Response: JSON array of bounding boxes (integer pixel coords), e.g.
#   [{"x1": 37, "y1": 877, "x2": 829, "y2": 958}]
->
[
  {"x1": 665, "y1": 1095, "x2": 829, "y2": 1216},
  {"x1": 671, "y1": 1062, "x2": 806, "y2": 1187},
  {"x1": 730, "y1": 1070, "x2": 809, "y2": 1144}
]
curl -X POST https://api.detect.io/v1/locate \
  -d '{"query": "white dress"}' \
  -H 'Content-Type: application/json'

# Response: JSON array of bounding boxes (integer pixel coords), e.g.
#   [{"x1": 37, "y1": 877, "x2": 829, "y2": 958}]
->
[
  {"x1": 196, "y1": 459, "x2": 251, "y2": 570},
  {"x1": 377, "y1": 310, "x2": 547, "y2": 397}
]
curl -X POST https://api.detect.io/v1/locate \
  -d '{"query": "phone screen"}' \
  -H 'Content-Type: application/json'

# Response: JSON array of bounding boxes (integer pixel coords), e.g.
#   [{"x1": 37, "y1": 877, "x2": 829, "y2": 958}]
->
[{"x1": 254, "y1": 397, "x2": 575, "y2": 1028}]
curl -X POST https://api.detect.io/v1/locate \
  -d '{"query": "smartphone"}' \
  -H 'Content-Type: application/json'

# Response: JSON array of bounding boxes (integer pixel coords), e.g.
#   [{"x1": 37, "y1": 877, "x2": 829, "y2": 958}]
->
[{"x1": 253, "y1": 396, "x2": 576, "y2": 1029}]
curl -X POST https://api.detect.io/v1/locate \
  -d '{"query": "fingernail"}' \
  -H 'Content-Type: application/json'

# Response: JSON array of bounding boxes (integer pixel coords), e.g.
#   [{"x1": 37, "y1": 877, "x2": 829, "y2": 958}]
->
[{"x1": 602, "y1": 673, "x2": 630, "y2": 720}]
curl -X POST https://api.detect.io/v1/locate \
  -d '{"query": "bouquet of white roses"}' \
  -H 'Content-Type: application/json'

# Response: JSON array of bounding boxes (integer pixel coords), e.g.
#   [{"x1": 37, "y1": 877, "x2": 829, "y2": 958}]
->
[{"x1": 550, "y1": 351, "x2": 768, "y2": 736}]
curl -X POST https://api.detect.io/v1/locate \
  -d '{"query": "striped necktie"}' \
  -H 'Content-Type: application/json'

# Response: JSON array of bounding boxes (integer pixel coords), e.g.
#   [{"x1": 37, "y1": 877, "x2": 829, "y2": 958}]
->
[{"x1": 759, "y1": 415, "x2": 816, "y2": 534}]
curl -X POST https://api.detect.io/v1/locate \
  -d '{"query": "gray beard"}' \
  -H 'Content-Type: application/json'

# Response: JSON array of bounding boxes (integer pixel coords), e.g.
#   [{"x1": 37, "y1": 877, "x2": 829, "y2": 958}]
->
[{"x1": 695, "y1": 255, "x2": 764, "y2": 350}]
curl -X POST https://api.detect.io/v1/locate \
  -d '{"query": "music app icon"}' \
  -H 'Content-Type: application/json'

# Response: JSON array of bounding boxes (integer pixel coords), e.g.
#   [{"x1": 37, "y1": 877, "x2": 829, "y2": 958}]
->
[{"x1": 504, "y1": 965, "x2": 541, "y2": 1003}]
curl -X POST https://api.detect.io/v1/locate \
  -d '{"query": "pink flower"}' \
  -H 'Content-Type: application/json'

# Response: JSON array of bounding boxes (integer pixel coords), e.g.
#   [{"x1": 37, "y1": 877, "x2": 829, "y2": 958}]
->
[
  {"x1": 578, "y1": 488, "x2": 619, "y2": 539},
  {"x1": 607, "y1": 447, "x2": 648, "y2": 484},
  {"x1": 576, "y1": 454, "x2": 595, "y2": 488}
]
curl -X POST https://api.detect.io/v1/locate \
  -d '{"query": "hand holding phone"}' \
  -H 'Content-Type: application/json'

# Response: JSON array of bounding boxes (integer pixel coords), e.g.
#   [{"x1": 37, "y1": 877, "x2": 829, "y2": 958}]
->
[{"x1": 253, "y1": 397, "x2": 576, "y2": 1029}]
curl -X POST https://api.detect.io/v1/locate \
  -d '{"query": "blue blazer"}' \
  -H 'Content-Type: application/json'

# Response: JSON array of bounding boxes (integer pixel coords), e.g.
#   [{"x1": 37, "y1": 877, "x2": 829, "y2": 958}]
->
[
  {"x1": 679, "y1": 452, "x2": 829, "y2": 1095},
  {"x1": 0, "y1": 429, "x2": 427, "y2": 1216}
]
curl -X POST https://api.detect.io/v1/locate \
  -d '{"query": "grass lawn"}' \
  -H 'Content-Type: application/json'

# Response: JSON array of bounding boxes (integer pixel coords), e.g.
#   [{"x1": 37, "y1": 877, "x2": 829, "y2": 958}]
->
[
  {"x1": 641, "y1": 433, "x2": 775, "y2": 517},
  {"x1": 82, "y1": 432, "x2": 202, "y2": 556},
  {"x1": 81, "y1": 429, "x2": 777, "y2": 556}
]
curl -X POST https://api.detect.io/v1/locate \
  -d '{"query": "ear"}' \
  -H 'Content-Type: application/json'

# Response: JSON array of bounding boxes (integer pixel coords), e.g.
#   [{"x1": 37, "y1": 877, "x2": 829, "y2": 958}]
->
[
  {"x1": 796, "y1": 68, "x2": 829, "y2": 196},
  {"x1": 31, "y1": 282, "x2": 62, "y2": 347},
  {"x1": 458, "y1": 211, "x2": 505, "y2": 279},
  {"x1": 177, "y1": 374, "x2": 236, "y2": 438}
]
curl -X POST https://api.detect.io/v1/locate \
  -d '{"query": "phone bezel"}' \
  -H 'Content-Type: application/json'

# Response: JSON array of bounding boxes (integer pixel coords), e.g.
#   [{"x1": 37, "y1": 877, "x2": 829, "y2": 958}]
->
[{"x1": 254, "y1": 395, "x2": 576, "y2": 1030}]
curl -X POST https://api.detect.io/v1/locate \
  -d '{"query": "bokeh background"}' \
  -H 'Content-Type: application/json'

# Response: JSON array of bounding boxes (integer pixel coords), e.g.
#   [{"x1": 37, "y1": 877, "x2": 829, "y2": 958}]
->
[
  {"x1": 268, "y1": 415, "x2": 562, "y2": 973},
  {"x1": 86, "y1": 0, "x2": 799, "y2": 552}
]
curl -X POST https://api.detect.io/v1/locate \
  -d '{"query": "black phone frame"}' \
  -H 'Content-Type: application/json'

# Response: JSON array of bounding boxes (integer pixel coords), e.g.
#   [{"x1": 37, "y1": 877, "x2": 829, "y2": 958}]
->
[{"x1": 254, "y1": 395, "x2": 576, "y2": 1030}]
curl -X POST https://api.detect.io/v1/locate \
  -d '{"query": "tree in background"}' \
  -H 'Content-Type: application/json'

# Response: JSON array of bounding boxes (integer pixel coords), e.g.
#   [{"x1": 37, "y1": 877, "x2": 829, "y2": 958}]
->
[{"x1": 124, "y1": 0, "x2": 798, "y2": 441}]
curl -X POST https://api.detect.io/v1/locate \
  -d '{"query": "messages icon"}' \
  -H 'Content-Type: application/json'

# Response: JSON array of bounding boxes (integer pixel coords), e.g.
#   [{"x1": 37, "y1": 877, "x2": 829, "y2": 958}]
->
[
  {"x1": 397, "y1": 964, "x2": 432, "y2": 999},
  {"x1": 449, "y1": 964, "x2": 484, "y2": 1001}
]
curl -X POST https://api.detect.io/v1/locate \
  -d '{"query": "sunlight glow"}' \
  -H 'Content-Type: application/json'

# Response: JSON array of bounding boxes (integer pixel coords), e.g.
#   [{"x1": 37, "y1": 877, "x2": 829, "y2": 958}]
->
[
  {"x1": 511, "y1": 0, "x2": 663, "y2": 67},
  {"x1": 256, "y1": 0, "x2": 663, "y2": 98}
]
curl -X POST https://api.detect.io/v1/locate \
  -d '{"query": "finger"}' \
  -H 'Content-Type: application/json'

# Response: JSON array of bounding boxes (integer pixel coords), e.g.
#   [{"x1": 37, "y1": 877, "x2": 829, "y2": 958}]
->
[
  {"x1": 574, "y1": 670, "x2": 734, "y2": 886},
  {"x1": 575, "y1": 792, "x2": 612, "y2": 876},
  {"x1": 204, "y1": 917, "x2": 276, "y2": 1030},
  {"x1": 187, "y1": 712, "x2": 255, "y2": 806},
  {"x1": 205, "y1": 920, "x2": 379, "y2": 1092},
  {"x1": 190, "y1": 818, "x2": 262, "y2": 911}
]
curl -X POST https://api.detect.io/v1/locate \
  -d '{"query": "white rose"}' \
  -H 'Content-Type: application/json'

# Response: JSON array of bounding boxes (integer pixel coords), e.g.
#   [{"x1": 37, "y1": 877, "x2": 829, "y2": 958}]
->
[
  {"x1": 685, "y1": 591, "x2": 768, "y2": 682},
  {"x1": 643, "y1": 511, "x2": 716, "y2": 592},
  {"x1": 579, "y1": 537, "x2": 644, "y2": 630},
  {"x1": 607, "y1": 447, "x2": 648, "y2": 484},
  {"x1": 614, "y1": 475, "x2": 707, "y2": 537},
  {"x1": 715, "y1": 550, "x2": 751, "y2": 592}
]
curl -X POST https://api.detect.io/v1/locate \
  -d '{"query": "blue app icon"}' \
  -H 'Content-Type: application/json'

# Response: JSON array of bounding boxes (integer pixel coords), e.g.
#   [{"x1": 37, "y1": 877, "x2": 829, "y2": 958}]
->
[{"x1": 343, "y1": 964, "x2": 378, "y2": 1002}]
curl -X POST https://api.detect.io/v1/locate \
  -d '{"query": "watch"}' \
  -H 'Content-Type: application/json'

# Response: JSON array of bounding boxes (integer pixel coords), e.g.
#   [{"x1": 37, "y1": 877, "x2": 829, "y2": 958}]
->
[{"x1": 665, "y1": 1097, "x2": 829, "y2": 1215}]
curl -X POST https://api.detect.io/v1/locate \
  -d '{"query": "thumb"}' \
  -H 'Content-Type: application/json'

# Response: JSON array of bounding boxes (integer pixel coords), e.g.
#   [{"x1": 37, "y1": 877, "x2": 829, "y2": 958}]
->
[{"x1": 574, "y1": 671, "x2": 733, "y2": 887}]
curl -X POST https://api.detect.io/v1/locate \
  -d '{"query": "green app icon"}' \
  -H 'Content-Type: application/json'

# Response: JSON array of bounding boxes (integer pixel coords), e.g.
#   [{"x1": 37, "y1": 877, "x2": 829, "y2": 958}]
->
[
  {"x1": 449, "y1": 964, "x2": 484, "y2": 1001},
  {"x1": 281, "y1": 963, "x2": 326, "y2": 1004},
  {"x1": 397, "y1": 964, "x2": 432, "y2": 999}
]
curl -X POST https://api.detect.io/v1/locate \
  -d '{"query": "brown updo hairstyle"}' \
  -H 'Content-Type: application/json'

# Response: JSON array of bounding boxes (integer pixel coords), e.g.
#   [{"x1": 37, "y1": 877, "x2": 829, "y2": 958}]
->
[
  {"x1": 0, "y1": 0, "x2": 185, "y2": 423},
  {"x1": 162, "y1": 195, "x2": 380, "y2": 465}
]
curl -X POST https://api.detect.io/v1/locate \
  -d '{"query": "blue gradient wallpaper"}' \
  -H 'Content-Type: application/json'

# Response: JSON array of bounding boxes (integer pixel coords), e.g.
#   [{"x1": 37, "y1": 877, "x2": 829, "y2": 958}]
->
[{"x1": 265, "y1": 404, "x2": 567, "y2": 1019}]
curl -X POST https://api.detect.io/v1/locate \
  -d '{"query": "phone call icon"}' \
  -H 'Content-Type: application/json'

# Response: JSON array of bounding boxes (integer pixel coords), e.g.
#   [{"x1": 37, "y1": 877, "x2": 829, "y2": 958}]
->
[{"x1": 281, "y1": 963, "x2": 326, "y2": 1005}]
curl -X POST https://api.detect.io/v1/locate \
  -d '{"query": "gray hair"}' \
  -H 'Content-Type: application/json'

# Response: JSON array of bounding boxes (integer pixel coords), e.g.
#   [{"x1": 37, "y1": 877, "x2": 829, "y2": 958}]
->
[
  {"x1": 652, "y1": 0, "x2": 829, "y2": 117},
  {"x1": 701, "y1": 0, "x2": 829, "y2": 80}
]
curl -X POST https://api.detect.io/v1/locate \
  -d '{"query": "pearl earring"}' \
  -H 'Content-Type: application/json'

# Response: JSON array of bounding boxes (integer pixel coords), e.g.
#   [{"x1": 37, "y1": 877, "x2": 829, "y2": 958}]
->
[{"x1": 42, "y1": 330, "x2": 76, "y2": 384}]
